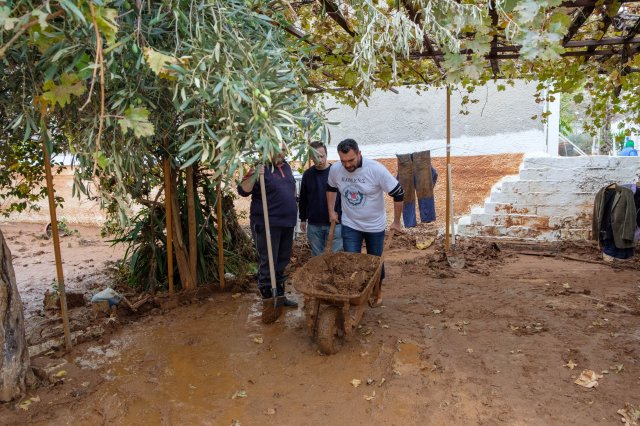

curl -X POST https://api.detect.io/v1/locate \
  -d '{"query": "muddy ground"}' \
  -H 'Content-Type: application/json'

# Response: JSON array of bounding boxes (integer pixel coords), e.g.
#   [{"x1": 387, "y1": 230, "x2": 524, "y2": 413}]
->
[{"x1": 1, "y1": 221, "x2": 640, "y2": 425}]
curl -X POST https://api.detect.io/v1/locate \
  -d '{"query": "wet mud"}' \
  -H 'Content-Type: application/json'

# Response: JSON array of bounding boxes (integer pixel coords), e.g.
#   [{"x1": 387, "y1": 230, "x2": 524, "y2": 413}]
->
[{"x1": 294, "y1": 252, "x2": 379, "y2": 296}]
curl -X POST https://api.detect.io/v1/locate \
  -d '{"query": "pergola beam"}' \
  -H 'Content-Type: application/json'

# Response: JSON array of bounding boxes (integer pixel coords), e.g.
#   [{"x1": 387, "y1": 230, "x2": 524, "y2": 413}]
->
[
  {"x1": 489, "y1": 1, "x2": 501, "y2": 77},
  {"x1": 320, "y1": 0, "x2": 356, "y2": 37},
  {"x1": 560, "y1": 0, "x2": 635, "y2": 7},
  {"x1": 624, "y1": 14, "x2": 640, "y2": 41},
  {"x1": 583, "y1": 1, "x2": 624, "y2": 61},
  {"x1": 563, "y1": 6, "x2": 596, "y2": 45},
  {"x1": 565, "y1": 36, "x2": 640, "y2": 47}
]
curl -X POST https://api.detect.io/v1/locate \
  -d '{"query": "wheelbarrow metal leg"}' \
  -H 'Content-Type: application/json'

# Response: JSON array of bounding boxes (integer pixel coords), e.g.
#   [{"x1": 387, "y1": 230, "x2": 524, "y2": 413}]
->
[
  {"x1": 308, "y1": 298, "x2": 321, "y2": 336},
  {"x1": 342, "y1": 302, "x2": 353, "y2": 340}
]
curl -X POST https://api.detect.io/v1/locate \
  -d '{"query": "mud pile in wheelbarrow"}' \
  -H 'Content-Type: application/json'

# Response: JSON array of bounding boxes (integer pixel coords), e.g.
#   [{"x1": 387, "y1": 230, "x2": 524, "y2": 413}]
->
[{"x1": 294, "y1": 252, "x2": 379, "y2": 296}]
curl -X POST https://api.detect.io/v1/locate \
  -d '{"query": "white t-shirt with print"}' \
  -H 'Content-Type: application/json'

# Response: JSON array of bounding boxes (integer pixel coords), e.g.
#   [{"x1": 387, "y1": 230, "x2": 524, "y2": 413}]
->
[{"x1": 327, "y1": 157, "x2": 399, "y2": 233}]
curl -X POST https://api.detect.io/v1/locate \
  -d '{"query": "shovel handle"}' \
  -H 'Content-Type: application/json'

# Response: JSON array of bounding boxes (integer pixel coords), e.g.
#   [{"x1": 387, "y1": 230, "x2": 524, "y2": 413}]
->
[
  {"x1": 259, "y1": 171, "x2": 277, "y2": 299},
  {"x1": 324, "y1": 222, "x2": 336, "y2": 254}
]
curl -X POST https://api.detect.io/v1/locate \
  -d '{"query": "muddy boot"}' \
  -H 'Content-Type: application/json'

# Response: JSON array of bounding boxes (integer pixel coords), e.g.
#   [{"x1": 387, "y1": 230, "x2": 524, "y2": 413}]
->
[
  {"x1": 277, "y1": 282, "x2": 298, "y2": 308},
  {"x1": 261, "y1": 297, "x2": 285, "y2": 324}
]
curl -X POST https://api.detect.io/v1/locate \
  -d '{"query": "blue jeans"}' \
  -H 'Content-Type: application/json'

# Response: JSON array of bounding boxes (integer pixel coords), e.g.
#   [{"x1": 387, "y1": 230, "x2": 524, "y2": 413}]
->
[
  {"x1": 341, "y1": 225, "x2": 386, "y2": 282},
  {"x1": 307, "y1": 224, "x2": 343, "y2": 257},
  {"x1": 397, "y1": 151, "x2": 438, "y2": 227}
]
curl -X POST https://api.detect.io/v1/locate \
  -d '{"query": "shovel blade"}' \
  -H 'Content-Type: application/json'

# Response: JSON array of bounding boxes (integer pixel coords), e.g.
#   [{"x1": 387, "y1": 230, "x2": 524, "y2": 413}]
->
[{"x1": 447, "y1": 254, "x2": 466, "y2": 269}]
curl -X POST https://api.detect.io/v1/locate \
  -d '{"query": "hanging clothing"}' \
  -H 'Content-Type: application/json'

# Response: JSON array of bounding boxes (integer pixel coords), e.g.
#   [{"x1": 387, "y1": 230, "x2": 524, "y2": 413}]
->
[
  {"x1": 592, "y1": 184, "x2": 637, "y2": 258},
  {"x1": 622, "y1": 183, "x2": 640, "y2": 240},
  {"x1": 396, "y1": 150, "x2": 438, "y2": 228}
]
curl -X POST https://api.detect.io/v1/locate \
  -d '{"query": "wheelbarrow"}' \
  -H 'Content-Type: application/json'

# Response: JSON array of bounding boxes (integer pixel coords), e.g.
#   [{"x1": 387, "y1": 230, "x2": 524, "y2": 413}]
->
[{"x1": 293, "y1": 223, "x2": 394, "y2": 355}]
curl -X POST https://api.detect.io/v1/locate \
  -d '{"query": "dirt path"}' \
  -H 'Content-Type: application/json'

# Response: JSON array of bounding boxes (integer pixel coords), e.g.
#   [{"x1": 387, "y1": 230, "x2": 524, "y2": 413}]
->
[{"x1": 2, "y1": 232, "x2": 639, "y2": 425}]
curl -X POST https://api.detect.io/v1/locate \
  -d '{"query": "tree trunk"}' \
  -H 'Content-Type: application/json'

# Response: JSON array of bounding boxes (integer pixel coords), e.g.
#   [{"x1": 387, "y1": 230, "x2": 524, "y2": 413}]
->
[
  {"x1": 0, "y1": 227, "x2": 29, "y2": 402},
  {"x1": 170, "y1": 169, "x2": 195, "y2": 290}
]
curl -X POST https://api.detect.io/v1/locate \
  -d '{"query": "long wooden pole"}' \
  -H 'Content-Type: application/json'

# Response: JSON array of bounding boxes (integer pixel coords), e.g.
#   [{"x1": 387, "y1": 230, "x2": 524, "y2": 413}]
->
[
  {"x1": 186, "y1": 166, "x2": 197, "y2": 288},
  {"x1": 163, "y1": 148, "x2": 174, "y2": 294},
  {"x1": 445, "y1": 87, "x2": 451, "y2": 251},
  {"x1": 216, "y1": 183, "x2": 225, "y2": 289},
  {"x1": 259, "y1": 171, "x2": 277, "y2": 304},
  {"x1": 42, "y1": 140, "x2": 71, "y2": 350}
]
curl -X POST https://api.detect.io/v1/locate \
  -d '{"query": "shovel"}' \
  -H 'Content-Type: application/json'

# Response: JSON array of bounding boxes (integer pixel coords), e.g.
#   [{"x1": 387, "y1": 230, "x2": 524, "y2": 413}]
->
[
  {"x1": 325, "y1": 221, "x2": 336, "y2": 254},
  {"x1": 259, "y1": 167, "x2": 278, "y2": 308},
  {"x1": 445, "y1": 164, "x2": 465, "y2": 269}
]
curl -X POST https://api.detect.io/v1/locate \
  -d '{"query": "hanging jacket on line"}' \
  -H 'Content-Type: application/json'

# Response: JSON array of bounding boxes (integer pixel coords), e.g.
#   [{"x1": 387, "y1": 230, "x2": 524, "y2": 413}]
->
[{"x1": 592, "y1": 184, "x2": 637, "y2": 249}]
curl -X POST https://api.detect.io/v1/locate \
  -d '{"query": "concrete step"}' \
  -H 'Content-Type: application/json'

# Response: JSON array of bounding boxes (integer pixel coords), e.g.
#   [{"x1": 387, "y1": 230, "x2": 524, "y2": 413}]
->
[{"x1": 489, "y1": 191, "x2": 594, "y2": 205}]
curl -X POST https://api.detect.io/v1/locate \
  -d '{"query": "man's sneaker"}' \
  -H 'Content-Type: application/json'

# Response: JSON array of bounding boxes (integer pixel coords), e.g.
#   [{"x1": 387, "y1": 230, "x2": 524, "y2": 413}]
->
[
  {"x1": 261, "y1": 297, "x2": 285, "y2": 324},
  {"x1": 282, "y1": 297, "x2": 298, "y2": 308}
]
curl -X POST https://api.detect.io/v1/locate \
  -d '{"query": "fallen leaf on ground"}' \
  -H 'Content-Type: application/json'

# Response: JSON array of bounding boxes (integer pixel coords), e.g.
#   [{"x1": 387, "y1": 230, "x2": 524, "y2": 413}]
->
[
  {"x1": 351, "y1": 379, "x2": 362, "y2": 388},
  {"x1": 30, "y1": 396, "x2": 40, "y2": 403},
  {"x1": 366, "y1": 378, "x2": 375, "y2": 385},
  {"x1": 378, "y1": 378, "x2": 386, "y2": 387},
  {"x1": 381, "y1": 324, "x2": 390, "y2": 329},
  {"x1": 393, "y1": 369, "x2": 401, "y2": 376},
  {"x1": 574, "y1": 370, "x2": 603, "y2": 388},
  {"x1": 232, "y1": 293, "x2": 242, "y2": 299},
  {"x1": 18, "y1": 400, "x2": 31, "y2": 411},
  {"x1": 564, "y1": 360, "x2": 578, "y2": 370},
  {"x1": 611, "y1": 364, "x2": 624, "y2": 373},
  {"x1": 617, "y1": 403, "x2": 640, "y2": 425},
  {"x1": 364, "y1": 391, "x2": 376, "y2": 401},
  {"x1": 263, "y1": 408, "x2": 276, "y2": 415},
  {"x1": 253, "y1": 336, "x2": 264, "y2": 344},
  {"x1": 54, "y1": 370, "x2": 67, "y2": 378},
  {"x1": 433, "y1": 309, "x2": 442, "y2": 314},
  {"x1": 231, "y1": 390, "x2": 247, "y2": 399},
  {"x1": 467, "y1": 348, "x2": 474, "y2": 354},
  {"x1": 562, "y1": 283, "x2": 571, "y2": 289},
  {"x1": 416, "y1": 237, "x2": 435, "y2": 250},
  {"x1": 360, "y1": 351, "x2": 369, "y2": 357}
]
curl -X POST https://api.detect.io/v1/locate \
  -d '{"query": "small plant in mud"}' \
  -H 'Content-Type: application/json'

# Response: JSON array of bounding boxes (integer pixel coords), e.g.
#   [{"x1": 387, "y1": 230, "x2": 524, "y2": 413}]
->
[{"x1": 44, "y1": 219, "x2": 79, "y2": 239}]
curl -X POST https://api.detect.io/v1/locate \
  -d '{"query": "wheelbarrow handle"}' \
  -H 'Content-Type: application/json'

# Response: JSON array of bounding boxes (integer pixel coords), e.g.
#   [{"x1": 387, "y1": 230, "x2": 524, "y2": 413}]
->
[{"x1": 324, "y1": 221, "x2": 336, "y2": 254}]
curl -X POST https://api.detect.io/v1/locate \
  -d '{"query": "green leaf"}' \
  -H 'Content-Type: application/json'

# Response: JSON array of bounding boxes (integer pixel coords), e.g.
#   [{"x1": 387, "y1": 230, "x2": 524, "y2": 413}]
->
[
  {"x1": 41, "y1": 73, "x2": 86, "y2": 109},
  {"x1": 96, "y1": 151, "x2": 109, "y2": 169},
  {"x1": 59, "y1": 0, "x2": 87, "y2": 25},
  {"x1": 118, "y1": 106, "x2": 155, "y2": 138},
  {"x1": 95, "y1": 7, "x2": 119, "y2": 44},
  {"x1": 31, "y1": 10, "x2": 49, "y2": 30},
  {"x1": 0, "y1": 6, "x2": 19, "y2": 30},
  {"x1": 515, "y1": 1, "x2": 541, "y2": 22},
  {"x1": 143, "y1": 47, "x2": 179, "y2": 79}
]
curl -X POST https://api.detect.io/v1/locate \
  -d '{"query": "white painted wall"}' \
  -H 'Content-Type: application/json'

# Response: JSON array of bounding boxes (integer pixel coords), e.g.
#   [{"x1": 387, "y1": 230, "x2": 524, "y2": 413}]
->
[
  {"x1": 458, "y1": 154, "x2": 640, "y2": 241},
  {"x1": 323, "y1": 81, "x2": 560, "y2": 159}
]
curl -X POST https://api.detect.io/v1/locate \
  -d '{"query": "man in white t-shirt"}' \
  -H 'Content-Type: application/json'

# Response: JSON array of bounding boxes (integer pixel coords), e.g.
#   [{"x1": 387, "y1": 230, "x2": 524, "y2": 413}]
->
[{"x1": 326, "y1": 139, "x2": 404, "y2": 304}]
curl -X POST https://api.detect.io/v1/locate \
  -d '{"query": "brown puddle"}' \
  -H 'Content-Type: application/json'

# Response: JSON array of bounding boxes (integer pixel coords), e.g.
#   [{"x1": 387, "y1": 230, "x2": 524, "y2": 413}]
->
[{"x1": 65, "y1": 295, "x2": 378, "y2": 425}]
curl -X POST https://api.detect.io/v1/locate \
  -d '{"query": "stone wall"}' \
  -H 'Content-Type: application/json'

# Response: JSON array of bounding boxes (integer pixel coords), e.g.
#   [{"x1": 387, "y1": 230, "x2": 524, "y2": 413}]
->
[{"x1": 457, "y1": 155, "x2": 640, "y2": 240}]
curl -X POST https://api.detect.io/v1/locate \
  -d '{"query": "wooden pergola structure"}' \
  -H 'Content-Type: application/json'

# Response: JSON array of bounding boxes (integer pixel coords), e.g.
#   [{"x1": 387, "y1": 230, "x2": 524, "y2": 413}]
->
[{"x1": 289, "y1": 1, "x2": 640, "y2": 80}]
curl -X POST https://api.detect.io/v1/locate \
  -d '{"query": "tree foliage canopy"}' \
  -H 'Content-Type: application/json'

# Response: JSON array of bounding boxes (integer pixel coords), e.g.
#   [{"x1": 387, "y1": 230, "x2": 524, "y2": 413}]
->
[{"x1": 2, "y1": 0, "x2": 640, "y2": 212}]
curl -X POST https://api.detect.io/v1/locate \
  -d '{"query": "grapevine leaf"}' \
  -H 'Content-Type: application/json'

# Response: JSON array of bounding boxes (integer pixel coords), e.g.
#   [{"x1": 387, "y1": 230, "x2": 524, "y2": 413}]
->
[{"x1": 118, "y1": 106, "x2": 155, "y2": 138}]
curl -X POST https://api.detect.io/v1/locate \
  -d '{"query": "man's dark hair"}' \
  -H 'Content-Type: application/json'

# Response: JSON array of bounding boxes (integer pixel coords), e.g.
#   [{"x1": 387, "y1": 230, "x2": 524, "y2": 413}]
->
[
  {"x1": 337, "y1": 138, "x2": 359, "y2": 154},
  {"x1": 310, "y1": 141, "x2": 326, "y2": 152}
]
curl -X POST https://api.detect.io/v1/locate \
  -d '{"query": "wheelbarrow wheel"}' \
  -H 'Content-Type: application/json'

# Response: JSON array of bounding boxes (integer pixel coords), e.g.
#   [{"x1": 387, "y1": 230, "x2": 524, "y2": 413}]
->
[{"x1": 316, "y1": 306, "x2": 343, "y2": 355}]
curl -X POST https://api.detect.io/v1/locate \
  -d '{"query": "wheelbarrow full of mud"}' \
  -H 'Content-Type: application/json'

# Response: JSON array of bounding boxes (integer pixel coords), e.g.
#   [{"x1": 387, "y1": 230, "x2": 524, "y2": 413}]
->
[{"x1": 293, "y1": 224, "x2": 393, "y2": 355}]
